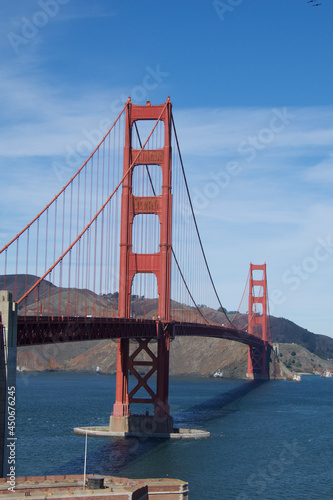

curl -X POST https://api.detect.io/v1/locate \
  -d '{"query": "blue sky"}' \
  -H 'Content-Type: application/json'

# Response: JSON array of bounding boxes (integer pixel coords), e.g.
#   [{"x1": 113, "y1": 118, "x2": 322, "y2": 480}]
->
[{"x1": 1, "y1": 0, "x2": 333, "y2": 337}]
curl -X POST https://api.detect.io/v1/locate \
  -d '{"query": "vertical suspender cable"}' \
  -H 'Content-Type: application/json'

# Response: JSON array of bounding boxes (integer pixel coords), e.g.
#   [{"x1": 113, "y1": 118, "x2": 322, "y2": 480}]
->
[{"x1": 171, "y1": 115, "x2": 233, "y2": 327}]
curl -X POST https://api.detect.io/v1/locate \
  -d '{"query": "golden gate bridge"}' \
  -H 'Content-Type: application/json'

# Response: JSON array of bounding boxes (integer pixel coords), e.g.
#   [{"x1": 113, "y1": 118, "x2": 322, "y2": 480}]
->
[{"x1": 0, "y1": 97, "x2": 271, "y2": 434}]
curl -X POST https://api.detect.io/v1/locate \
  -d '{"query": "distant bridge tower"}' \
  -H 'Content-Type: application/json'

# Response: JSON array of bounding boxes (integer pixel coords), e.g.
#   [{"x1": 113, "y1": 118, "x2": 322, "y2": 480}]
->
[
  {"x1": 110, "y1": 98, "x2": 174, "y2": 434},
  {"x1": 247, "y1": 263, "x2": 270, "y2": 379}
]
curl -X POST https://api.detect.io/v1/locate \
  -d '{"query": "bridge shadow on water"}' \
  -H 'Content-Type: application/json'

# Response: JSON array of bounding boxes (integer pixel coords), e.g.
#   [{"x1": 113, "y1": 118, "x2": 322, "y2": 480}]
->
[
  {"x1": 58, "y1": 379, "x2": 266, "y2": 476},
  {"x1": 172, "y1": 379, "x2": 266, "y2": 429}
]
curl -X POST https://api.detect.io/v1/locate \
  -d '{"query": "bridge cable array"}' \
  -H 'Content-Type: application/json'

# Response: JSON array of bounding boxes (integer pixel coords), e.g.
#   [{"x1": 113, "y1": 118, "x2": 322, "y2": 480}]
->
[
  {"x1": 18, "y1": 100, "x2": 169, "y2": 306},
  {"x1": 133, "y1": 121, "x2": 209, "y2": 325},
  {"x1": 0, "y1": 99, "x2": 260, "y2": 336},
  {"x1": 171, "y1": 115, "x2": 234, "y2": 327}
]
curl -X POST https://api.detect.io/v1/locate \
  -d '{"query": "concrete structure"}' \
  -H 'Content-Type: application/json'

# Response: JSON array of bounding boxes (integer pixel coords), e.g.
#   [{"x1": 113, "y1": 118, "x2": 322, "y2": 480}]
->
[
  {"x1": 0, "y1": 322, "x2": 5, "y2": 478},
  {"x1": 74, "y1": 424, "x2": 210, "y2": 439},
  {"x1": 0, "y1": 292, "x2": 17, "y2": 478},
  {"x1": 0, "y1": 474, "x2": 189, "y2": 499}
]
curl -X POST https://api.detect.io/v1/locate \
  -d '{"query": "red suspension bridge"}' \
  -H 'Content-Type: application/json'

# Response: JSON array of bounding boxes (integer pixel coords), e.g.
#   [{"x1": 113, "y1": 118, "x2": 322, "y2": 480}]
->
[{"x1": 0, "y1": 98, "x2": 271, "y2": 433}]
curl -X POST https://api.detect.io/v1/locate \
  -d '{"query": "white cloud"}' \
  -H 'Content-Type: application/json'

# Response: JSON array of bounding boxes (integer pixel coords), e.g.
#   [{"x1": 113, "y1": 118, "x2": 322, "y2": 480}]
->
[{"x1": 305, "y1": 155, "x2": 333, "y2": 183}]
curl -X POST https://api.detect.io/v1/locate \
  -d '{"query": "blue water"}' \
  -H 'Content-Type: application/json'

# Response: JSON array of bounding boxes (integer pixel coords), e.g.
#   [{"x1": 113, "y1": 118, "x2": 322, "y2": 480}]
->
[{"x1": 16, "y1": 372, "x2": 333, "y2": 499}]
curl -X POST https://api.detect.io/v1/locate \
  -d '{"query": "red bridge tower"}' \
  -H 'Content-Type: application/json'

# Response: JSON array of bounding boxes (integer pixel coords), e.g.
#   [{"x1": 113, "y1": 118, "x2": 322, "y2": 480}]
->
[
  {"x1": 109, "y1": 98, "x2": 174, "y2": 434},
  {"x1": 247, "y1": 263, "x2": 270, "y2": 379}
]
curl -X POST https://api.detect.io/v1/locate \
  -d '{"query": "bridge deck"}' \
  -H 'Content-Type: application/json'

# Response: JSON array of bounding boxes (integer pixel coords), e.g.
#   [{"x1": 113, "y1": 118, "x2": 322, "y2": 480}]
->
[{"x1": 17, "y1": 316, "x2": 267, "y2": 348}]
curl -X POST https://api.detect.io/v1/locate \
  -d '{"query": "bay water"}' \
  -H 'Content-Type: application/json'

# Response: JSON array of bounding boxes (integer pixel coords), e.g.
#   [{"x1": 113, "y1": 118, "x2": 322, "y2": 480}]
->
[{"x1": 15, "y1": 372, "x2": 333, "y2": 499}]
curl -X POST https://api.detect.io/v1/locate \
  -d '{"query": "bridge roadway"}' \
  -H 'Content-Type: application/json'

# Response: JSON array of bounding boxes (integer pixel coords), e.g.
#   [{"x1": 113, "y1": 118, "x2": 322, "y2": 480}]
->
[{"x1": 17, "y1": 316, "x2": 266, "y2": 349}]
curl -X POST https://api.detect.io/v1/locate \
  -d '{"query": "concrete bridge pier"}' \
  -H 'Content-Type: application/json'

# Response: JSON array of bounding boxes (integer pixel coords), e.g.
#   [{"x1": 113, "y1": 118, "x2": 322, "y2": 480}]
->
[{"x1": 0, "y1": 291, "x2": 17, "y2": 478}]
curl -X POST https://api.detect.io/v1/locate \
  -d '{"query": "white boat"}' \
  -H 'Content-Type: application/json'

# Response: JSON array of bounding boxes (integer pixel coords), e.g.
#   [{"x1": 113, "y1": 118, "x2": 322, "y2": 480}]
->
[{"x1": 321, "y1": 370, "x2": 332, "y2": 378}]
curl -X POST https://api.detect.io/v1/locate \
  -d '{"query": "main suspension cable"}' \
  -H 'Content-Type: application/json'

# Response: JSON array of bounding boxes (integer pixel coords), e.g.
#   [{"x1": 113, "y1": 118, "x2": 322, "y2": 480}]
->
[
  {"x1": 18, "y1": 102, "x2": 168, "y2": 305},
  {"x1": 171, "y1": 114, "x2": 234, "y2": 327},
  {"x1": 133, "y1": 122, "x2": 209, "y2": 324},
  {"x1": 0, "y1": 101, "x2": 128, "y2": 255}
]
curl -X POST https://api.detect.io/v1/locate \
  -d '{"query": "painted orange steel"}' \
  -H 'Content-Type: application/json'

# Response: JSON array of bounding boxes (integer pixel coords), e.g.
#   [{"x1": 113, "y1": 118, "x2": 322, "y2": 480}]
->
[
  {"x1": 247, "y1": 263, "x2": 269, "y2": 378},
  {"x1": 113, "y1": 98, "x2": 173, "y2": 420}
]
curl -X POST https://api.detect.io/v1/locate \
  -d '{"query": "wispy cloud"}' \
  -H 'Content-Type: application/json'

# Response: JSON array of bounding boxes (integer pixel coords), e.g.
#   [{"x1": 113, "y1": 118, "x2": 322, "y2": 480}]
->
[
  {"x1": 0, "y1": 68, "x2": 124, "y2": 157},
  {"x1": 305, "y1": 154, "x2": 333, "y2": 183},
  {"x1": 174, "y1": 106, "x2": 333, "y2": 157}
]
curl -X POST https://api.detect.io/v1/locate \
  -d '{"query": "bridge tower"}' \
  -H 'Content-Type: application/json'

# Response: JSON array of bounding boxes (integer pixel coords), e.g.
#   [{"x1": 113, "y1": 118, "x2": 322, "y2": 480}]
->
[
  {"x1": 110, "y1": 98, "x2": 174, "y2": 434},
  {"x1": 247, "y1": 263, "x2": 270, "y2": 380}
]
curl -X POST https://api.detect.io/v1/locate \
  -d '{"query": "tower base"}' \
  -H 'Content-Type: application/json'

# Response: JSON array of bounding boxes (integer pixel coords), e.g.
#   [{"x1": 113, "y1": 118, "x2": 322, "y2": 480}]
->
[
  {"x1": 247, "y1": 344, "x2": 270, "y2": 381},
  {"x1": 246, "y1": 372, "x2": 269, "y2": 381},
  {"x1": 74, "y1": 424, "x2": 209, "y2": 439},
  {"x1": 109, "y1": 414, "x2": 174, "y2": 434}
]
